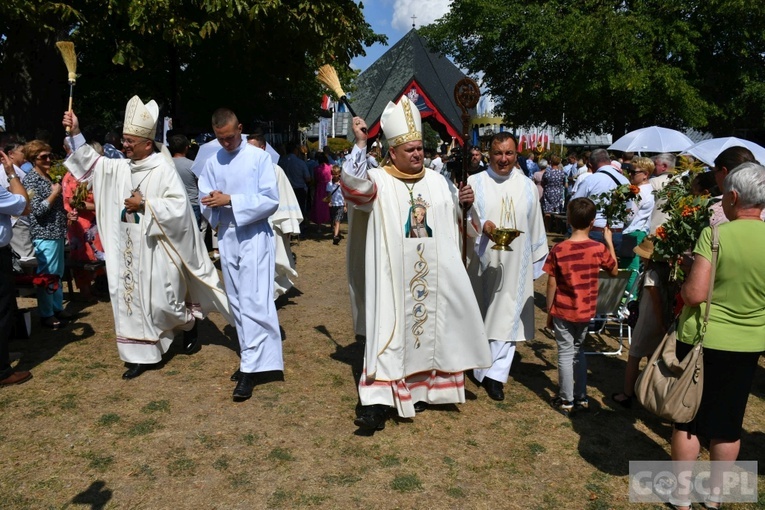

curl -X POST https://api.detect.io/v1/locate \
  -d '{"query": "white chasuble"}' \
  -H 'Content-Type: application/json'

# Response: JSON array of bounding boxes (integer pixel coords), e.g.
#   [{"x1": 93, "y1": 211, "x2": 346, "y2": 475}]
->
[
  {"x1": 342, "y1": 146, "x2": 491, "y2": 416},
  {"x1": 65, "y1": 136, "x2": 231, "y2": 363},
  {"x1": 467, "y1": 168, "x2": 549, "y2": 342},
  {"x1": 269, "y1": 163, "x2": 302, "y2": 298}
]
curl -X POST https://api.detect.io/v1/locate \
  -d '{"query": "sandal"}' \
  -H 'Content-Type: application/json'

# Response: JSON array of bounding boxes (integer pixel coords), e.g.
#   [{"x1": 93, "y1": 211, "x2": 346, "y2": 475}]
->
[
  {"x1": 703, "y1": 498, "x2": 723, "y2": 509},
  {"x1": 667, "y1": 496, "x2": 692, "y2": 510},
  {"x1": 611, "y1": 392, "x2": 633, "y2": 408},
  {"x1": 40, "y1": 316, "x2": 66, "y2": 329}
]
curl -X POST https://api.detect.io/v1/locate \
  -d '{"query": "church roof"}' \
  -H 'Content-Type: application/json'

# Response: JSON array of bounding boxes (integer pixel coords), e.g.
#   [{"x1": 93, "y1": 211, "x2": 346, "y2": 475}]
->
[{"x1": 350, "y1": 29, "x2": 472, "y2": 145}]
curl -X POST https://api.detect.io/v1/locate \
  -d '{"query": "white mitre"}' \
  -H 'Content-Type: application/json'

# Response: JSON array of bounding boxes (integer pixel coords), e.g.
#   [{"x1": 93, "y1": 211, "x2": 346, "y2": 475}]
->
[
  {"x1": 380, "y1": 95, "x2": 422, "y2": 147},
  {"x1": 123, "y1": 95, "x2": 159, "y2": 140}
]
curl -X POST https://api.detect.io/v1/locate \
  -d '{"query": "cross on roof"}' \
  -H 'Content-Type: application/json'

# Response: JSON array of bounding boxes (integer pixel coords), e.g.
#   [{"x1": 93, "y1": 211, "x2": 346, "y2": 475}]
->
[{"x1": 411, "y1": 15, "x2": 417, "y2": 28}]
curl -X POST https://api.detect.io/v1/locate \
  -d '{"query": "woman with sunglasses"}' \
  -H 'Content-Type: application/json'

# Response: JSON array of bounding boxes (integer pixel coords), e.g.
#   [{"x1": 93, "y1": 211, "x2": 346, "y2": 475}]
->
[
  {"x1": 620, "y1": 157, "x2": 655, "y2": 291},
  {"x1": 22, "y1": 141, "x2": 70, "y2": 329}
]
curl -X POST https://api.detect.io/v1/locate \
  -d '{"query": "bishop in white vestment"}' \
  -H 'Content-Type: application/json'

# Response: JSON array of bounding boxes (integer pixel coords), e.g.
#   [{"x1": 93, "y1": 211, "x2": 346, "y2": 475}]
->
[
  {"x1": 343, "y1": 97, "x2": 491, "y2": 430},
  {"x1": 467, "y1": 133, "x2": 548, "y2": 401},
  {"x1": 199, "y1": 109, "x2": 283, "y2": 401},
  {"x1": 62, "y1": 98, "x2": 231, "y2": 379}
]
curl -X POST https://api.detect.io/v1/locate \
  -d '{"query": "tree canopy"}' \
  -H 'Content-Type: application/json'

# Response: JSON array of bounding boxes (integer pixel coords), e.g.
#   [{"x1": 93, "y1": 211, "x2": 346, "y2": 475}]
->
[
  {"x1": 0, "y1": 0, "x2": 385, "y2": 141},
  {"x1": 422, "y1": 0, "x2": 765, "y2": 141}
]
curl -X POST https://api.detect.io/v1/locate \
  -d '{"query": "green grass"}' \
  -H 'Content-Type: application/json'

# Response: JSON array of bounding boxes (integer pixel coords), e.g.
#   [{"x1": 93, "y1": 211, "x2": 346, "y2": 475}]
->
[
  {"x1": 167, "y1": 454, "x2": 197, "y2": 477},
  {"x1": 267, "y1": 447, "x2": 294, "y2": 462},
  {"x1": 391, "y1": 473, "x2": 422, "y2": 492},
  {"x1": 126, "y1": 419, "x2": 161, "y2": 437},
  {"x1": 446, "y1": 486, "x2": 465, "y2": 498},
  {"x1": 58, "y1": 393, "x2": 78, "y2": 410},
  {"x1": 380, "y1": 454, "x2": 401, "y2": 467},
  {"x1": 242, "y1": 433, "x2": 259, "y2": 446},
  {"x1": 528, "y1": 442, "x2": 547, "y2": 455},
  {"x1": 268, "y1": 489, "x2": 290, "y2": 507},
  {"x1": 97, "y1": 413, "x2": 120, "y2": 426},
  {"x1": 83, "y1": 452, "x2": 114, "y2": 472},
  {"x1": 141, "y1": 399, "x2": 169, "y2": 413},
  {"x1": 212, "y1": 456, "x2": 229, "y2": 471}
]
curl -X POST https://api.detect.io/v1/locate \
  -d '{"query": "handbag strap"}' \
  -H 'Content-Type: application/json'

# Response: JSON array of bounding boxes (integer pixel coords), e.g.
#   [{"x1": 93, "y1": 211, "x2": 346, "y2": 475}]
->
[
  {"x1": 700, "y1": 225, "x2": 720, "y2": 342},
  {"x1": 598, "y1": 167, "x2": 623, "y2": 187}
]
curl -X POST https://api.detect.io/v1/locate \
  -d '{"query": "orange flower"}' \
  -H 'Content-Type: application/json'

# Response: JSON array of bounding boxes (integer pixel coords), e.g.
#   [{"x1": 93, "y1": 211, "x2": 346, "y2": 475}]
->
[
  {"x1": 629, "y1": 185, "x2": 641, "y2": 195},
  {"x1": 656, "y1": 226, "x2": 667, "y2": 240}
]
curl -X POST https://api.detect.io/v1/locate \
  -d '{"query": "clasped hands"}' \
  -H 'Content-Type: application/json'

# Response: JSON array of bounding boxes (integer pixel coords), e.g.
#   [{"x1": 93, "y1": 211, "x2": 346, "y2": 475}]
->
[
  {"x1": 201, "y1": 190, "x2": 231, "y2": 208},
  {"x1": 124, "y1": 190, "x2": 144, "y2": 213}
]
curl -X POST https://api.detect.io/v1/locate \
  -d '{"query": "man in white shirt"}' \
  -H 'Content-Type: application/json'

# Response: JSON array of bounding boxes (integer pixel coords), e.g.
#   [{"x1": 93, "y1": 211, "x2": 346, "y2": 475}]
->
[
  {"x1": 429, "y1": 150, "x2": 444, "y2": 174},
  {"x1": 573, "y1": 148, "x2": 630, "y2": 254}
]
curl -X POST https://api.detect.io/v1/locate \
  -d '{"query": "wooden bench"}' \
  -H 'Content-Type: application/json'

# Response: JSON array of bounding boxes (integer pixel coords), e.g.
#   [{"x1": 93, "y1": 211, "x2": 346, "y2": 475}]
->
[{"x1": 63, "y1": 259, "x2": 106, "y2": 300}]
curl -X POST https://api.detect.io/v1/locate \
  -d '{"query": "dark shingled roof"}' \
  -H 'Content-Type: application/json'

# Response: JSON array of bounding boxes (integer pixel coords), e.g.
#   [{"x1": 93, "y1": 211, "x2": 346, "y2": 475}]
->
[{"x1": 350, "y1": 29, "x2": 472, "y2": 145}]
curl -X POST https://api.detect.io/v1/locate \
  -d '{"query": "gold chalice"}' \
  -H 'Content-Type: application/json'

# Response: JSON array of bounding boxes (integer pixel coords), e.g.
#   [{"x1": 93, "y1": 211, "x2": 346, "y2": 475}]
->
[{"x1": 491, "y1": 228, "x2": 523, "y2": 251}]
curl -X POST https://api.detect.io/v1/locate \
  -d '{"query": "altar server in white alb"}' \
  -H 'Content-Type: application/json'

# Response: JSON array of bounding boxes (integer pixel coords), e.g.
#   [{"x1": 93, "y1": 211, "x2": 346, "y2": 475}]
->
[
  {"x1": 342, "y1": 96, "x2": 491, "y2": 431},
  {"x1": 467, "y1": 132, "x2": 548, "y2": 401},
  {"x1": 62, "y1": 97, "x2": 231, "y2": 380},
  {"x1": 199, "y1": 108, "x2": 283, "y2": 402}
]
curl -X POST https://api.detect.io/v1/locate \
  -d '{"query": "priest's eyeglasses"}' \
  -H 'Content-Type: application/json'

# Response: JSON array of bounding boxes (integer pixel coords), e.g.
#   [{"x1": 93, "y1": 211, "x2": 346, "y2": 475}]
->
[{"x1": 121, "y1": 137, "x2": 148, "y2": 147}]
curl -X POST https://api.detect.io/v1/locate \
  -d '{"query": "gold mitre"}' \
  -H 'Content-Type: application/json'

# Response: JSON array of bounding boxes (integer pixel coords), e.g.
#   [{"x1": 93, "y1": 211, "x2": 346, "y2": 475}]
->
[
  {"x1": 123, "y1": 95, "x2": 159, "y2": 140},
  {"x1": 380, "y1": 95, "x2": 422, "y2": 147}
]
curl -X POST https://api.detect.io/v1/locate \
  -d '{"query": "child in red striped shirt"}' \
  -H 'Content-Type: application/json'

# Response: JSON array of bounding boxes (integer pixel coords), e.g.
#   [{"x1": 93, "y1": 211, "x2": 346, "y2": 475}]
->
[{"x1": 543, "y1": 197, "x2": 618, "y2": 414}]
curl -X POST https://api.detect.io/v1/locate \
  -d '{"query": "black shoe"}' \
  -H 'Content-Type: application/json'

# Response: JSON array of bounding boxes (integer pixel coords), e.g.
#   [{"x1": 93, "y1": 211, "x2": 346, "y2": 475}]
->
[
  {"x1": 333, "y1": 236, "x2": 341, "y2": 245},
  {"x1": 122, "y1": 364, "x2": 147, "y2": 380},
  {"x1": 230, "y1": 369, "x2": 241, "y2": 382},
  {"x1": 40, "y1": 316, "x2": 67, "y2": 329},
  {"x1": 55, "y1": 310, "x2": 74, "y2": 320},
  {"x1": 182, "y1": 322, "x2": 199, "y2": 354},
  {"x1": 233, "y1": 373, "x2": 255, "y2": 401},
  {"x1": 482, "y1": 377, "x2": 505, "y2": 401},
  {"x1": 611, "y1": 392, "x2": 633, "y2": 409},
  {"x1": 413, "y1": 401, "x2": 428, "y2": 413},
  {"x1": 354, "y1": 404, "x2": 388, "y2": 430}
]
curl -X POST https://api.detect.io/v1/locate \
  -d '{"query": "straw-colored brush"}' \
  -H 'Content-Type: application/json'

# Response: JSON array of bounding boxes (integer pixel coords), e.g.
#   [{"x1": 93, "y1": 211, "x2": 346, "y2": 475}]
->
[
  {"x1": 317, "y1": 64, "x2": 365, "y2": 131},
  {"x1": 55, "y1": 41, "x2": 78, "y2": 134}
]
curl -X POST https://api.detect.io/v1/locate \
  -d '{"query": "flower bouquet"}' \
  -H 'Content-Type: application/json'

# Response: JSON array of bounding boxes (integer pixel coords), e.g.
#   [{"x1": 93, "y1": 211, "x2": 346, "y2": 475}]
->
[
  {"x1": 652, "y1": 173, "x2": 712, "y2": 281},
  {"x1": 593, "y1": 183, "x2": 642, "y2": 227}
]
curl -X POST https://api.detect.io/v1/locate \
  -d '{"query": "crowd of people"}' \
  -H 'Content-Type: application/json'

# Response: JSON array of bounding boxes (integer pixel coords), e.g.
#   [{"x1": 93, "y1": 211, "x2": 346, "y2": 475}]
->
[{"x1": 1, "y1": 93, "x2": 763, "y2": 508}]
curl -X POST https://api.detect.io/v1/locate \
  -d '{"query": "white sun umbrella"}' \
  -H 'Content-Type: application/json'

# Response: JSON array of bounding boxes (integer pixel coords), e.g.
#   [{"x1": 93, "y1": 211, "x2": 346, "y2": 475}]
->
[
  {"x1": 190, "y1": 135, "x2": 281, "y2": 176},
  {"x1": 681, "y1": 137, "x2": 765, "y2": 167},
  {"x1": 608, "y1": 126, "x2": 694, "y2": 153}
]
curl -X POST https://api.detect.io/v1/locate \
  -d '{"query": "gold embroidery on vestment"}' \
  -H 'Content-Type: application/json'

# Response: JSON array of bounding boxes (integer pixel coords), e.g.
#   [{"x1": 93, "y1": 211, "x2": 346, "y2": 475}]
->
[{"x1": 409, "y1": 242, "x2": 429, "y2": 348}]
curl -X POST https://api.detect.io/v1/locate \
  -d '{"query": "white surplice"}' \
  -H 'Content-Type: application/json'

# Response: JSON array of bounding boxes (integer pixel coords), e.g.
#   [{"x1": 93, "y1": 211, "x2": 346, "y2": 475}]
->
[
  {"x1": 199, "y1": 143, "x2": 283, "y2": 374},
  {"x1": 467, "y1": 168, "x2": 549, "y2": 342},
  {"x1": 342, "y1": 145, "x2": 491, "y2": 417},
  {"x1": 65, "y1": 135, "x2": 232, "y2": 364},
  {"x1": 270, "y1": 164, "x2": 302, "y2": 298}
]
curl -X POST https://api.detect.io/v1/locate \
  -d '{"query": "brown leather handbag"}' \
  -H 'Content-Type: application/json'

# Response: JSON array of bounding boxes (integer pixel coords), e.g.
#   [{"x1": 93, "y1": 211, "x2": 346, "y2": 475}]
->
[{"x1": 634, "y1": 225, "x2": 719, "y2": 423}]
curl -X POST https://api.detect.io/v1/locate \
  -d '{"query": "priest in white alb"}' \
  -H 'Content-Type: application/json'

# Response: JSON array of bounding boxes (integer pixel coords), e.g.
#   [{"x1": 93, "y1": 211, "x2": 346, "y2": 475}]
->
[
  {"x1": 199, "y1": 108, "x2": 283, "y2": 402},
  {"x1": 467, "y1": 132, "x2": 548, "y2": 401},
  {"x1": 62, "y1": 97, "x2": 231, "y2": 380},
  {"x1": 342, "y1": 96, "x2": 491, "y2": 431}
]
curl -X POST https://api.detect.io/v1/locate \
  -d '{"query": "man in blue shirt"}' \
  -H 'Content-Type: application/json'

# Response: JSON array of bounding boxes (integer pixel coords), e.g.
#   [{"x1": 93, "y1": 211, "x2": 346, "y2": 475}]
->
[
  {"x1": 573, "y1": 148, "x2": 630, "y2": 254},
  {"x1": 0, "y1": 150, "x2": 32, "y2": 386},
  {"x1": 281, "y1": 143, "x2": 312, "y2": 224}
]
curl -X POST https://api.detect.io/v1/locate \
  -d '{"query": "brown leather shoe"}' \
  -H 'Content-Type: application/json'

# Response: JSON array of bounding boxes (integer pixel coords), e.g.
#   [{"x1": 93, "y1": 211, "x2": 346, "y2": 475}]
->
[{"x1": 0, "y1": 371, "x2": 32, "y2": 386}]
